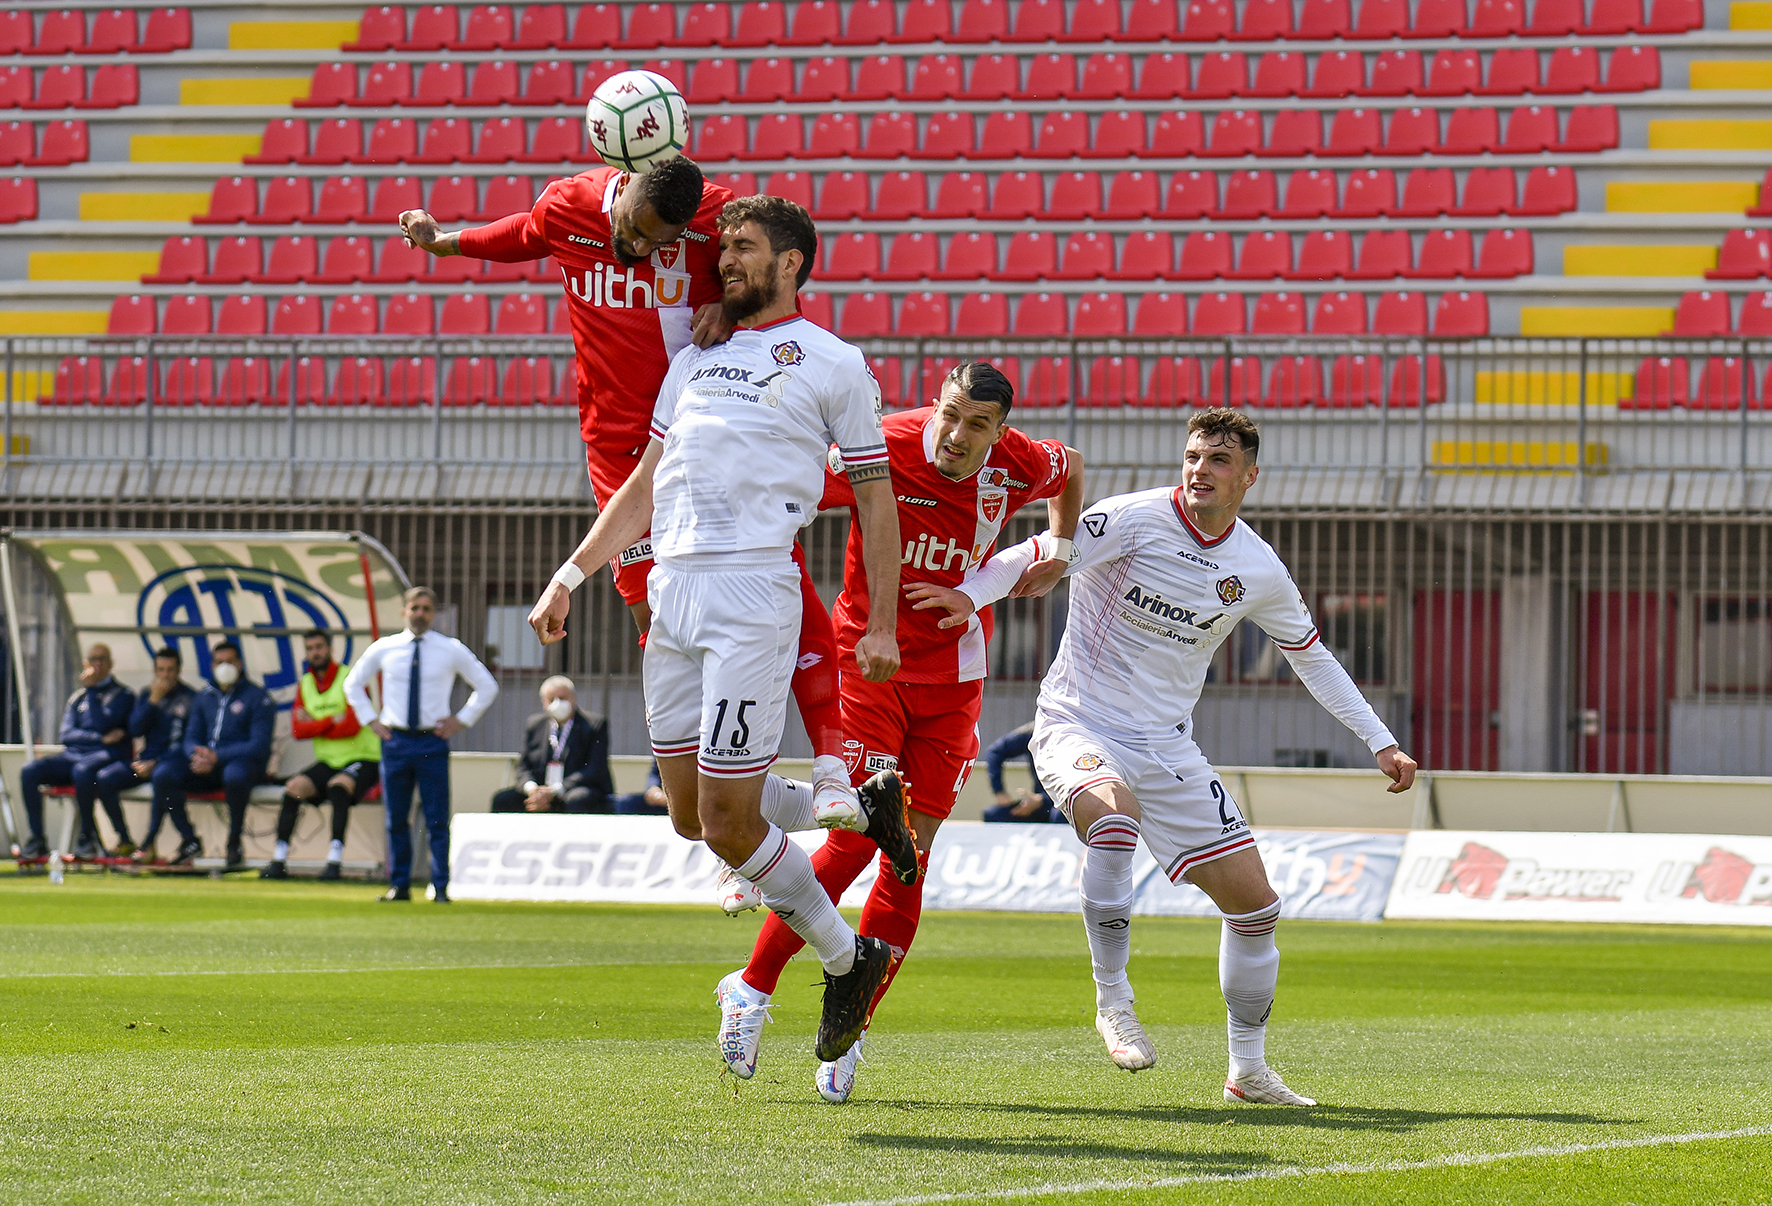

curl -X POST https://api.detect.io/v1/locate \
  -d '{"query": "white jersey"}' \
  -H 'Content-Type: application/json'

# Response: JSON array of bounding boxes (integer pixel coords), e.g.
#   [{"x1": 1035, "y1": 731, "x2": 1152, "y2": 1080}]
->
[
  {"x1": 646, "y1": 313, "x2": 887, "y2": 559},
  {"x1": 978, "y1": 486, "x2": 1397, "y2": 752}
]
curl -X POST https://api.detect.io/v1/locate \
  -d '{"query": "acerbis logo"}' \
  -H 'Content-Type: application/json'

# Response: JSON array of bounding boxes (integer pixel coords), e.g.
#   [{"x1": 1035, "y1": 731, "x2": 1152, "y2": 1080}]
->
[{"x1": 1176, "y1": 548, "x2": 1220, "y2": 571}]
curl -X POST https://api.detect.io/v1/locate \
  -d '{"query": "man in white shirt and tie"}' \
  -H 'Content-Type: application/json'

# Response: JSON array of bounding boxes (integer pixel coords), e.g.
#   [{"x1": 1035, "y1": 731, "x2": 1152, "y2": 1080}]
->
[{"x1": 344, "y1": 586, "x2": 499, "y2": 902}]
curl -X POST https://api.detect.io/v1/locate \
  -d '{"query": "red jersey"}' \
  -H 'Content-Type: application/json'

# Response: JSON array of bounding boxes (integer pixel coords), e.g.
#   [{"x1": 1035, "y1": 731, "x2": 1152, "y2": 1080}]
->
[
  {"x1": 822, "y1": 407, "x2": 1068, "y2": 685},
  {"x1": 456, "y1": 166, "x2": 729, "y2": 455}
]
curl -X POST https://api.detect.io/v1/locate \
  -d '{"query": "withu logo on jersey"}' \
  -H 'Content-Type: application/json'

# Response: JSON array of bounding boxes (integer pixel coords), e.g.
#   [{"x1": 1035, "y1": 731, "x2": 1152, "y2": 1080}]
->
[{"x1": 564, "y1": 254, "x2": 689, "y2": 309}]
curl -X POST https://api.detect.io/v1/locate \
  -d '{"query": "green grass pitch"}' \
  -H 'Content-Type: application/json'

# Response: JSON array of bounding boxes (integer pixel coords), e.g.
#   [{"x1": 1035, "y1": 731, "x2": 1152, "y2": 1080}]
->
[{"x1": 2, "y1": 873, "x2": 1769, "y2": 1205}]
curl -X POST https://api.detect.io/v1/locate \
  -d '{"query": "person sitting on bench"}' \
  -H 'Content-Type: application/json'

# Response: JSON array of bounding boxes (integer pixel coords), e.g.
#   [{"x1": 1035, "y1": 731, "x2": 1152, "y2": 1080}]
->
[
  {"x1": 171, "y1": 641, "x2": 275, "y2": 869},
  {"x1": 16, "y1": 643, "x2": 134, "y2": 860},
  {"x1": 113, "y1": 647, "x2": 199, "y2": 863},
  {"x1": 490, "y1": 676, "x2": 613, "y2": 814}
]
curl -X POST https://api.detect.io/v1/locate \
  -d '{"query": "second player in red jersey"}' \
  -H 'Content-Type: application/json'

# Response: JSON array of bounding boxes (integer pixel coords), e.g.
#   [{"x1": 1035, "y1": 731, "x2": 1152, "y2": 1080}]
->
[{"x1": 718, "y1": 361, "x2": 1085, "y2": 1102}]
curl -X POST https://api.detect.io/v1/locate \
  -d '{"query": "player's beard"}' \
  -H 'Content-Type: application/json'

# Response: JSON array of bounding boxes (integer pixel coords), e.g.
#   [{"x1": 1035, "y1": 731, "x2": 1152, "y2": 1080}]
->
[
  {"x1": 612, "y1": 237, "x2": 642, "y2": 266},
  {"x1": 721, "y1": 265, "x2": 780, "y2": 323}
]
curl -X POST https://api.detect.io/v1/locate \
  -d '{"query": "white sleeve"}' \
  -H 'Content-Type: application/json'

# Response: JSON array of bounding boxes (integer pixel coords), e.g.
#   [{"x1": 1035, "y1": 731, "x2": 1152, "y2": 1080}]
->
[
  {"x1": 1247, "y1": 571, "x2": 1398, "y2": 754},
  {"x1": 649, "y1": 345, "x2": 695, "y2": 442},
  {"x1": 343, "y1": 642, "x2": 383, "y2": 725},
  {"x1": 450, "y1": 640, "x2": 500, "y2": 727},
  {"x1": 957, "y1": 537, "x2": 1042, "y2": 610},
  {"x1": 825, "y1": 350, "x2": 888, "y2": 473},
  {"x1": 1066, "y1": 497, "x2": 1132, "y2": 576}
]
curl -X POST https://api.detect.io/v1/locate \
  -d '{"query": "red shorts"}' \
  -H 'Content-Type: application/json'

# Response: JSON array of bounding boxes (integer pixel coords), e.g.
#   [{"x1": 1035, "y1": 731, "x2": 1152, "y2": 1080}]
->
[
  {"x1": 839, "y1": 672, "x2": 980, "y2": 820},
  {"x1": 586, "y1": 443, "x2": 652, "y2": 606}
]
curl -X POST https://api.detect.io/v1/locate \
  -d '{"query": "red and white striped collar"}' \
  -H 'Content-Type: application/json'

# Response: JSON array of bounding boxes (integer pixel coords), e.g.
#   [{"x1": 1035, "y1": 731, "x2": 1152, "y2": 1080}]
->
[{"x1": 1170, "y1": 486, "x2": 1236, "y2": 548}]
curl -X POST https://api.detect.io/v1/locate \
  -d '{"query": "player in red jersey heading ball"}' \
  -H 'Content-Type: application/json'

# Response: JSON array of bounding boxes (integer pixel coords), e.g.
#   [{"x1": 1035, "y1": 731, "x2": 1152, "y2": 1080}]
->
[
  {"x1": 399, "y1": 157, "x2": 864, "y2": 832},
  {"x1": 715, "y1": 361, "x2": 1085, "y2": 1103}
]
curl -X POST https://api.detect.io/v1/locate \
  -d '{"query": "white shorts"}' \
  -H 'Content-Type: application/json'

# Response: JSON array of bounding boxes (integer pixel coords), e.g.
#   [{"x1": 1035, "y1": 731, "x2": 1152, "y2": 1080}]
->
[
  {"x1": 644, "y1": 556, "x2": 800, "y2": 779},
  {"x1": 1032, "y1": 711, "x2": 1255, "y2": 886}
]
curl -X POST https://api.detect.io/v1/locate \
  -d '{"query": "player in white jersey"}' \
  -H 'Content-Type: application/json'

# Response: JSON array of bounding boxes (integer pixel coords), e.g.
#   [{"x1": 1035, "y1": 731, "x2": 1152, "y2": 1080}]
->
[
  {"x1": 527, "y1": 194, "x2": 914, "y2": 1064},
  {"x1": 922, "y1": 407, "x2": 1417, "y2": 1107}
]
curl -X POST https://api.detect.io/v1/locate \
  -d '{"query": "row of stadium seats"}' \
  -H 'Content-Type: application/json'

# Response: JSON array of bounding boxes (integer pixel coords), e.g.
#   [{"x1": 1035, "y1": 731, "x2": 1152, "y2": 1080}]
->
[
  {"x1": 0, "y1": 8, "x2": 191, "y2": 56},
  {"x1": 0, "y1": 118, "x2": 90, "y2": 164},
  {"x1": 821, "y1": 226, "x2": 1534, "y2": 279},
  {"x1": 1630, "y1": 356, "x2": 1770, "y2": 409},
  {"x1": 144, "y1": 235, "x2": 559, "y2": 286},
  {"x1": 0, "y1": 63, "x2": 139, "y2": 109},
  {"x1": 297, "y1": 45, "x2": 1658, "y2": 108},
  {"x1": 188, "y1": 162, "x2": 1579, "y2": 225},
  {"x1": 341, "y1": 0, "x2": 1700, "y2": 53},
  {"x1": 101, "y1": 287, "x2": 1492, "y2": 337},
  {"x1": 51, "y1": 353, "x2": 565, "y2": 407},
  {"x1": 1669, "y1": 290, "x2": 1772, "y2": 336}
]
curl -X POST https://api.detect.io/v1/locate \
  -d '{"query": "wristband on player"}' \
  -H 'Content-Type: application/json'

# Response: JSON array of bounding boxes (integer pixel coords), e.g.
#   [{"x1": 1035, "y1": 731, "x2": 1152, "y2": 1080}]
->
[
  {"x1": 1041, "y1": 534, "x2": 1078, "y2": 565},
  {"x1": 550, "y1": 561, "x2": 586, "y2": 592}
]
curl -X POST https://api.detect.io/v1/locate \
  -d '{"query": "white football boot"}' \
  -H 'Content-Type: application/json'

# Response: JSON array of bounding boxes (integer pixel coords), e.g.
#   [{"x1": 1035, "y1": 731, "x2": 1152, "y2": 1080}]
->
[
  {"x1": 811, "y1": 777, "x2": 864, "y2": 831},
  {"x1": 714, "y1": 970, "x2": 773, "y2": 1079},
  {"x1": 1225, "y1": 1064, "x2": 1317, "y2": 1106},
  {"x1": 1095, "y1": 1005, "x2": 1157, "y2": 1072},
  {"x1": 715, "y1": 862, "x2": 761, "y2": 915},
  {"x1": 815, "y1": 1030, "x2": 866, "y2": 1104}
]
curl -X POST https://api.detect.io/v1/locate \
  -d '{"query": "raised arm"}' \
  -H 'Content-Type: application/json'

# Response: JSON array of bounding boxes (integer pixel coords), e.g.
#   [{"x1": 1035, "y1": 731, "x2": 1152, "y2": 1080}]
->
[
  {"x1": 528, "y1": 440, "x2": 663, "y2": 646},
  {"x1": 399, "y1": 209, "x2": 544, "y2": 263},
  {"x1": 848, "y1": 466, "x2": 902, "y2": 683}
]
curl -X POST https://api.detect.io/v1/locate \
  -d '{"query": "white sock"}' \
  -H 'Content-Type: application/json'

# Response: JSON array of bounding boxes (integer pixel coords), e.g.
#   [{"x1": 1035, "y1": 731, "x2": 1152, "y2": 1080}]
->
[
  {"x1": 758, "y1": 775, "x2": 818, "y2": 832},
  {"x1": 328, "y1": 839, "x2": 343, "y2": 863},
  {"x1": 1080, "y1": 813, "x2": 1141, "y2": 1010},
  {"x1": 1220, "y1": 898, "x2": 1283, "y2": 1078},
  {"x1": 272, "y1": 839, "x2": 289, "y2": 862},
  {"x1": 735, "y1": 824, "x2": 856, "y2": 975}
]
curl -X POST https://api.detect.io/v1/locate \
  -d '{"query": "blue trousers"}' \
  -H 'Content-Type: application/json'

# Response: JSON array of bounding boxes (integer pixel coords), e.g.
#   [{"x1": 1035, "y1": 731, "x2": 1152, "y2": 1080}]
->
[
  {"x1": 382, "y1": 732, "x2": 451, "y2": 891},
  {"x1": 182, "y1": 759, "x2": 268, "y2": 846},
  {"x1": 146, "y1": 756, "x2": 199, "y2": 845},
  {"x1": 19, "y1": 750, "x2": 120, "y2": 843}
]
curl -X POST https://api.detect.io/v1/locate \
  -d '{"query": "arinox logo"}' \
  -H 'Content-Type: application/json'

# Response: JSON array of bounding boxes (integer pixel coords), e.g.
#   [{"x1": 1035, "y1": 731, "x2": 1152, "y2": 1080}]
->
[{"x1": 1122, "y1": 584, "x2": 1227, "y2": 631}]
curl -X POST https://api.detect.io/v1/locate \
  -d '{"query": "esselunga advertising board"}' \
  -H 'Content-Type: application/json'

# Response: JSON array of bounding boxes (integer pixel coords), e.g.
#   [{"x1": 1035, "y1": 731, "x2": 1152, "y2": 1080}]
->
[{"x1": 1386, "y1": 830, "x2": 1772, "y2": 925}]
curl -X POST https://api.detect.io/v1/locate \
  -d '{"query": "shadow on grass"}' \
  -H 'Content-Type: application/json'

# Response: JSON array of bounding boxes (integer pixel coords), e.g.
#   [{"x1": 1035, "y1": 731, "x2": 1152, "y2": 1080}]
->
[
  {"x1": 857, "y1": 1100, "x2": 1635, "y2": 1136},
  {"x1": 851, "y1": 1132, "x2": 1276, "y2": 1169}
]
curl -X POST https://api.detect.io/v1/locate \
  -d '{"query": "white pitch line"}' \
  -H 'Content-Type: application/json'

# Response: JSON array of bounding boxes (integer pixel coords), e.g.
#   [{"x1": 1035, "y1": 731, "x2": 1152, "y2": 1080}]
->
[
  {"x1": 821, "y1": 1124, "x2": 1772, "y2": 1206},
  {"x1": 0, "y1": 960, "x2": 623, "y2": 980}
]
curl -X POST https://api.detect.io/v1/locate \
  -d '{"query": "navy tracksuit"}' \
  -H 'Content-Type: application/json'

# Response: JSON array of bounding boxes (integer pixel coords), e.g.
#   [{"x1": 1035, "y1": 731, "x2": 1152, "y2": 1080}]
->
[
  {"x1": 113, "y1": 682, "x2": 198, "y2": 846},
  {"x1": 19, "y1": 678, "x2": 135, "y2": 846},
  {"x1": 165, "y1": 679, "x2": 275, "y2": 851}
]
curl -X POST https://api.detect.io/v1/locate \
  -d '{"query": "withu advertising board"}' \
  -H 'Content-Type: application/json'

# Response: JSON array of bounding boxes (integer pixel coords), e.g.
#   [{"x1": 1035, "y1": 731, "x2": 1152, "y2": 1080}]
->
[{"x1": 6, "y1": 531, "x2": 408, "y2": 704}]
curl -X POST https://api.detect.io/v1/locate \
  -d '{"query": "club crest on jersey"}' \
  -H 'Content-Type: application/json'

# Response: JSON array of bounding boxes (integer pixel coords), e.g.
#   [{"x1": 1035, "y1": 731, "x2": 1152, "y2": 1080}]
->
[
  {"x1": 1216, "y1": 575, "x2": 1247, "y2": 605},
  {"x1": 771, "y1": 341, "x2": 805, "y2": 367},
  {"x1": 979, "y1": 490, "x2": 1006, "y2": 525},
  {"x1": 842, "y1": 740, "x2": 865, "y2": 776},
  {"x1": 651, "y1": 240, "x2": 685, "y2": 271},
  {"x1": 1074, "y1": 753, "x2": 1104, "y2": 771}
]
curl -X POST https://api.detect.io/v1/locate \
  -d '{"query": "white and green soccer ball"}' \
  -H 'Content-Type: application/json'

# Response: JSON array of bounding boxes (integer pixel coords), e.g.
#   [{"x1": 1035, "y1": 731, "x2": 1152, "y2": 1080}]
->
[{"x1": 585, "y1": 69, "x2": 688, "y2": 174}]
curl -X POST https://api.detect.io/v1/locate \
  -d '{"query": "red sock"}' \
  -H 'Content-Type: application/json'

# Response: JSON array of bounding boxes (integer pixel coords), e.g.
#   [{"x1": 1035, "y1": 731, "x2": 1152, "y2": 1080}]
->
[
  {"x1": 742, "y1": 828, "x2": 876, "y2": 995},
  {"x1": 860, "y1": 847, "x2": 930, "y2": 1026},
  {"x1": 790, "y1": 545, "x2": 844, "y2": 762}
]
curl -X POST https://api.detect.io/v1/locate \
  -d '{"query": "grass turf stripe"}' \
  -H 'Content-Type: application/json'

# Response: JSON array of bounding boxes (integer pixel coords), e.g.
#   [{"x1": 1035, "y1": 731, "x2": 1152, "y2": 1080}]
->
[{"x1": 821, "y1": 1124, "x2": 1772, "y2": 1206}]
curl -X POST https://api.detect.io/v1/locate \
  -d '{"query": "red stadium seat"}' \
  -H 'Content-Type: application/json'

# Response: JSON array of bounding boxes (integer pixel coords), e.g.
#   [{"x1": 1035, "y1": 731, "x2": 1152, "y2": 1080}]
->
[
  {"x1": 409, "y1": 60, "x2": 465, "y2": 107},
  {"x1": 1180, "y1": 0, "x2": 1236, "y2": 40},
  {"x1": 619, "y1": 3, "x2": 675, "y2": 48},
  {"x1": 1276, "y1": 169, "x2": 1338, "y2": 219},
  {"x1": 963, "y1": 54, "x2": 1019, "y2": 101},
  {"x1": 1340, "y1": 167, "x2": 1398, "y2": 218},
  {"x1": 1560, "y1": 105, "x2": 1618, "y2": 152},
  {"x1": 782, "y1": 0, "x2": 841, "y2": 45},
  {"x1": 1231, "y1": 230, "x2": 1293, "y2": 280},
  {"x1": 1599, "y1": 46, "x2": 1660, "y2": 92},
  {"x1": 1516, "y1": 165, "x2": 1577, "y2": 214},
  {"x1": 1739, "y1": 291, "x2": 1772, "y2": 335},
  {"x1": 1630, "y1": 357, "x2": 1690, "y2": 409},
  {"x1": 367, "y1": 174, "x2": 422, "y2": 222},
  {"x1": 841, "y1": 0, "x2": 897, "y2": 44},
  {"x1": 214, "y1": 356, "x2": 271, "y2": 405},
  {"x1": 1193, "y1": 52, "x2": 1248, "y2": 100},
  {"x1": 1473, "y1": 0, "x2": 1526, "y2": 34},
  {"x1": 880, "y1": 232, "x2": 938, "y2": 281},
  {"x1": 1433, "y1": 291, "x2": 1489, "y2": 337},
  {"x1": 1253, "y1": 292, "x2": 1307, "y2": 335},
  {"x1": 350, "y1": 60, "x2": 413, "y2": 107},
  {"x1": 0, "y1": 67, "x2": 32, "y2": 109},
  {"x1": 1178, "y1": 230, "x2": 1234, "y2": 280},
  {"x1": 262, "y1": 235, "x2": 318, "y2": 284},
  {"x1": 497, "y1": 357, "x2": 558, "y2": 406},
  {"x1": 1236, "y1": 0, "x2": 1296, "y2": 39},
  {"x1": 1059, "y1": 231, "x2": 1115, "y2": 280},
  {"x1": 985, "y1": 171, "x2": 1043, "y2": 220},
  {"x1": 1019, "y1": 358, "x2": 1074, "y2": 409},
  {"x1": 521, "y1": 59, "x2": 578, "y2": 105},
  {"x1": 313, "y1": 175, "x2": 368, "y2": 223},
  {"x1": 369, "y1": 236, "x2": 427, "y2": 284},
  {"x1": 326, "y1": 293, "x2": 377, "y2": 335},
  {"x1": 1195, "y1": 294, "x2": 1249, "y2": 336},
  {"x1": 941, "y1": 232, "x2": 999, "y2": 281},
  {"x1": 241, "y1": 176, "x2": 305, "y2": 225},
  {"x1": 105, "y1": 358, "x2": 152, "y2": 407},
  {"x1": 1531, "y1": 0, "x2": 1585, "y2": 32},
  {"x1": 1410, "y1": 229, "x2": 1473, "y2": 278},
  {"x1": 912, "y1": 112, "x2": 973, "y2": 161},
  {"x1": 1164, "y1": 169, "x2": 1217, "y2": 219},
  {"x1": 677, "y1": 2, "x2": 731, "y2": 46},
  {"x1": 861, "y1": 111, "x2": 917, "y2": 158},
  {"x1": 1289, "y1": 230, "x2": 1353, "y2": 280},
  {"x1": 398, "y1": 4, "x2": 458, "y2": 51},
  {"x1": 1442, "y1": 107, "x2": 1500, "y2": 155},
  {"x1": 874, "y1": 171, "x2": 929, "y2": 220},
  {"x1": 1410, "y1": 0, "x2": 1469, "y2": 37},
  {"x1": 461, "y1": 5, "x2": 516, "y2": 50},
  {"x1": 382, "y1": 292, "x2": 436, "y2": 335},
  {"x1": 299, "y1": 116, "x2": 360, "y2": 166},
  {"x1": 1470, "y1": 228, "x2": 1533, "y2": 278},
  {"x1": 270, "y1": 294, "x2": 322, "y2": 337},
  {"x1": 1363, "y1": 50, "x2": 1422, "y2": 98},
  {"x1": 1262, "y1": 109, "x2": 1321, "y2": 157},
  {"x1": 478, "y1": 175, "x2": 534, "y2": 222},
  {"x1": 1149, "y1": 111, "x2": 1205, "y2": 157},
  {"x1": 107, "y1": 295, "x2": 155, "y2": 335},
  {"x1": 1000, "y1": 231, "x2": 1057, "y2": 281},
  {"x1": 465, "y1": 60, "x2": 519, "y2": 106},
  {"x1": 384, "y1": 357, "x2": 438, "y2": 406},
  {"x1": 1087, "y1": 111, "x2": 1147, "y2": 158},
  {"x1": 1249, "y1": 51, "x2": 1306, "y2": 98},
  {"x1": 1025, "y1": 53, "x2": 1080, "y2": 101},
  {"x1": 522, "y1": 116, "x2": 582, "y2": 163},
  {"x1": 1305, "y1": 51, "x2": 1364, "y2": 99},
  {"x1": 493, "y1": 293, "x2": 548, "y2": 335},
  {"x1": 198, "y1": 235, "x2": 260, "y2": 284},
  {"x1": 27, "y1": 64, "x2": 87, "y2": 110},
  {"x1": 215, "y1": 294, "x2": 267, "y2": 336},
  {"x1": 427, "y1": 176, "x2": 479, "y2": 223},
  {"x1": 1131, "y1": 292, "x2": 1187, "y2": 336},
  {"x1": 910, "y1": 54, "x2": 962, "y2": 100},
  {"x1": 1219, "y1": 169, "x2": 1278, "y2": 219},
  {"x1": 814, "y1": 172, "x2": 868, "y2": 220},
  {"x1": 1421, "y1": 49, "x2": 1481, "y2": 98},
  {"x1": 729, "y1": 1, "x2": 788, "y2": 45},
  {"x1": 1327, "y1": 355, "x2": 1382, "y2": 407},
  {"x1": 160, "y1": 358, "x2": 214, "y2": 406},
  {"x1": 295, "y1": 62, "x2": 356, "y2": 108},
  {"x1": 897, "y1": 0, "x2": 955, "y2": 40},
  {"x1": 1080, "y1": 53, "x2": 1134, "y2": 99},
  {"x1": 366, "y1": 118, "x2": 417, "y2": 165},
  {"x1": 326, "y1": 358, "x2": 383, "y2": 406},
  {"x1": 1296, "y1": 0, "x2": 1353, "y2": 36},
  {"x1": 442, "y1": 357, "x2": 497, "y2": 406},
  {"x1": 346, "y1": 5, "x2": 405, "y2": 51},
  {"x1": 1125, "y1": 0, "x2": 1182, "y2": 38},
  {"x1": 1501, "y1": 105, "x2": 1558, "y2": 153},
  {"x1": 807, "y1": 112, "x2": 860, "y2": 157},
  {"x1": 1201, "y1": 109, "x2": 1261, "y2": 158},
  {"x1": 1643, "y1": 0, "x2": 1702, "y2": 33},
  {"x1": 1349, "y1": 230, "x2": 1414, "y2": 280},
  {"x1": 1113, "y1": 230, "x2": 1175, "y2": 280},
  {"x1": 1140, "y1": 357, "x2": 1203, "y2": 408},
  {"x1": 1324, "y1": 108, "x2": 1382, "y2": 156},
  {"x1": 1480, "y1": 48, "x2": 1540, "y2": 97},
  {"x1": 1672, "y1": 290, "x2": 1731, "y2": 337},
  {"x1": 145, "y1": 235, "x2": 206, "y2": 285},
  {"x1": 139, "y1": 6, "x2": 192, "y2": 52},
  {"x1": 30, "y1": 119, "x2": 89, "y2": 166},
  {"x1": 1541, "y1": 46, "x2": 1600, "y2": 95},
  {"x1": 694, "y1": 114, "x2": 747, "y2": 161},
  {"x1": 0, "y1": 122, "x2": 30, "y2": 167},
  {"x1": 1012, "y1": 0, "x2": 1065, "y2": 40},
  {"x1": 580, "y1": 57, "x2": 629, "y2": 97},
  {"x1": 838, "y1": 292, "x2": 891, "y2": 338},
  {"x1": 440, "y1": 294, "x2": 491, "y2": 336},
  {"x1": 510, "y1": 3, "x2": 567, "y2": 48},
  {"x1": 746, "y1": 114, "x2": 805, "y2": 160},
  {"x1": 742, "y1": 57, "x2": 794, "y2": 102},
  {"x1": 897, "y1": 292, "x2": 951, "y2": 337},
  {"x1": 1204, "y1": 356, "x2": 1259, "y2": 407},
  {"x1": 49, "y1": 356, "x2": 104, "y2": 405},
  {"x1": 931, "y1": 171, "x2": 988, "y2": 218},
  {"x1": 1708, "y1": 229, "x2": 1772, "y2": 280},
  {"x1": 1014, "y1": 292, "x2": 1068, "y2": 336},
  {"x1": 1374, "y1": 290, "x2": 1429, "y2": 335},
  {"x1": 314, "y1": 236, "x2": 373, "y2": 285},
  {"x1": 1377, "y1": 106, "x2": 1438, "y2": 156},
  {"x1": 1694, "y1": 358, "x2": 1748, "y2": 410},
  {"x1": 955, "y1": 0, "x2": 1010, "y2": 41},
  {"x1": 1102, "y1": 170, "x2": 1160, "y2": 219},
  {"x1": 1070, "y1": 0, "x2": 1125, "y2": 39},
  {"x1": 1133, "y1": 53, "x2": 1191, "y2": 100},
  {"x1": 78, "y1": 63, "x2": 139, "y2": 110},
  {"x1": 764, "y1": 170, "x2": 815, "y2": 210},
  {"x1": 1451, "y1": 166, "x2": 1515, "y2": 217},
  {"x1": 32, "y1": 10, "x2": 88, "y2": 55},
  {"x1": 853, "y1": 54, "x2": 905, "y2": 101},
  {"x1": 1083, "y1": 357, "x2": 1136, "y2": 408},
  {"x1": 1047, "y1": 170, "x2": 1103, "y2": 219},
  {"x1": 954, "y1": 291, "x2": 1009, "y2": 335},
  {"x1": 1261, "y1": 356, "x2": 1320, "y2": 407},
  {"x1": 798, "y1": 56, "x2": 851, "y2": 102}
]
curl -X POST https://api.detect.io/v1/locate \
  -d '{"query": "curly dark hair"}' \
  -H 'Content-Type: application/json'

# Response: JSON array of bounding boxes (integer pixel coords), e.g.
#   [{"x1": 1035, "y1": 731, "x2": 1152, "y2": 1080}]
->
[
  {"x1": 637, "y1": 154, "x2": 705, "y2": 225},
  {"x1": 1187, "y1": 407, "x2": 1261, "y2": 461},
  {"x1": 718, "y1": 194, "x2": 818, "y2": 288},
  {"x1": 942, "y1": 360, "x2": 1015, "y2": 419}
]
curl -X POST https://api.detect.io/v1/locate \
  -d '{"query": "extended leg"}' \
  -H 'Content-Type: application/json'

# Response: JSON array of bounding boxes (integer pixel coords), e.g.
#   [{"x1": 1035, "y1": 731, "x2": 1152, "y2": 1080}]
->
[{"x1": 1069, "y1": 781, "x2": 1154, "y2": 1072}]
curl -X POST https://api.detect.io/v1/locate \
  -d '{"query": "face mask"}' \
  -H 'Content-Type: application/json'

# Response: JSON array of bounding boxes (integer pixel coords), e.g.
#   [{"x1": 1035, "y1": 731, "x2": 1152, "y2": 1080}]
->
[
  {"x1": 213, "y1": 662, "x2": 240, "y2": 688},
  {"x1": 545, "y1": 698, "x2": 574, "y2": 722}
]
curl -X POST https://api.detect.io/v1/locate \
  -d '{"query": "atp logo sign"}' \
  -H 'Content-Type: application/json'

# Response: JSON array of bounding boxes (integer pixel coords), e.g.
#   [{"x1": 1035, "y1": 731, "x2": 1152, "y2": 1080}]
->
[{"x1": 136, "y1": 565, "x2": 353, "y2": 700}]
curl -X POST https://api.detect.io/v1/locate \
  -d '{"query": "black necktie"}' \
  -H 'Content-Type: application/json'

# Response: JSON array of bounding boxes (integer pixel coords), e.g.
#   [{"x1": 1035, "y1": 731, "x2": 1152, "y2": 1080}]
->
[{"x1": 406, "y1": 636, "x2": 422, "y2": 730}]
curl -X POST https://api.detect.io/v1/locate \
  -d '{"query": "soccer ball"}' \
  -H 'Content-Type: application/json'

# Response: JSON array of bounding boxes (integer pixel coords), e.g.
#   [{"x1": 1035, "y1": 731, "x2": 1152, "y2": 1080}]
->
[{"x1": 585, "y1": 70, "x2": 688, "y2": 175}]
